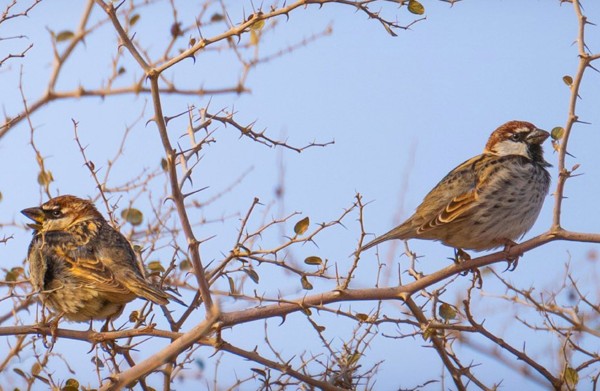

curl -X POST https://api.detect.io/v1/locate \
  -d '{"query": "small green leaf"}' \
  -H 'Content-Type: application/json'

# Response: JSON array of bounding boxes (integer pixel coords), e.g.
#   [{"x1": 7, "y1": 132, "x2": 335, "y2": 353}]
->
[
  {"x1": 408, "y1": 0, "x2": 425, "y2": 15},
  {"x1": 121, "y1": 207, "x2": 143, "y2": 226},
  {"x1": 129, "y1": 14, "x2": 140, "y2": 26},
  {"x1": 355, "y1": 313, "x2": 369, "y2": 322},
  {"x1": 64, "y1": 378, "x2": 80, "y2": 391},
  {"x1": 244, "y1": 268, "x2": 259, "y2": 284},
  {"x1": 56, "y1": 30, "x2": 74, "y2": 42},
  {"x1": 300, "y1": 275, "x2": 313, "y2": 290},
  {"x1": 179, "y1": 259, "x2": 192, "y2": 271},
  {"x1": 562, "y1": 75, "x2": 573, "y2": 86},
  {"x1": 551, "y1": 126, "x2": 565, "y2": 140},
  {"x1": 147, "y1": 261, "x2": 164, "y2": 272},
  {"x1": 37, "y1": 170, "x2": 54, "y2": 186},
  {"x1": 210, "y1": 13, "x2": 224, "y2": 22},
  {"x1": 294, "y1": 217, "x2": 309, "y2": 235},
  {"x1": 564, "y1": 367, "x2": 578, "y2": 388},
  {"x1": 304, "y1": 256, "x2": 322, "y2": 265},
  {"x1": 439, "y1": 303, "x2": 457, "y2": 320}
]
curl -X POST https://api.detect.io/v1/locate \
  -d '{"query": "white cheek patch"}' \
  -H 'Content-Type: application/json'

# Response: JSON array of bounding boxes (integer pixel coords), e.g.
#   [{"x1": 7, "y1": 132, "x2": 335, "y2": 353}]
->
[
  {"x1": 46, "y1": 217, "x2": 73, "y2": 231},
  {"x1": 492, "y1": 140, "x2": 529, "y2": 157}
]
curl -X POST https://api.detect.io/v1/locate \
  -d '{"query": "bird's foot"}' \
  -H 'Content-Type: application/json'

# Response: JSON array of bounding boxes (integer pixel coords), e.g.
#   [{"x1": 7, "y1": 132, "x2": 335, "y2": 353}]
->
[
  {"x1": 502, "y1": 239, "x2": 521, "y2": 272},
  {"x1": 451, "y1": 248, "x2": 471, "y2": 264}
]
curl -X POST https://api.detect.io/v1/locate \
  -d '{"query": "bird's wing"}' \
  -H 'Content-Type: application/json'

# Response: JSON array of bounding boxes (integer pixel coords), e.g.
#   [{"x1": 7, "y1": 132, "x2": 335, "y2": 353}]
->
[
  {"x1": 416, "y1": 154, "x2": 492, "y2": 234},
  {"x1": 58, "y1": 246, "x2": 132, "y2": 296}
]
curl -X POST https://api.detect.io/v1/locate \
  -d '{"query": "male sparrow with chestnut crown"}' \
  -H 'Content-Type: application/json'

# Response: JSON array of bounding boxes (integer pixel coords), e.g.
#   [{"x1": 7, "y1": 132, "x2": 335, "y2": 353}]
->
[
  {"x1": 22, "y1": 195, "x2": 175, "y2": 322},
  {"x1": 360, "y1": 120, "x2": 551, "y2": 252}
]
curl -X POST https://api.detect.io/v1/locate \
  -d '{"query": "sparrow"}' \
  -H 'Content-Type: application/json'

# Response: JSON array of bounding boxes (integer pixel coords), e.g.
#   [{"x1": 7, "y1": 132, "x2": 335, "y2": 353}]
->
[
  {"x1": 22, "y1": 195, "x2": 174, "y2": 322},
  {"x1": 360, "y1": 120, "x2": 551, "y2": 252}
]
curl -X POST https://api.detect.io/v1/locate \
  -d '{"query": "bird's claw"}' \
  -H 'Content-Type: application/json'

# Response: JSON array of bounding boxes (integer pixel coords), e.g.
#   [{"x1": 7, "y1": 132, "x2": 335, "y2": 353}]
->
[{"x1": 502, "y1": 240, "x2": 521, "y2": 272}]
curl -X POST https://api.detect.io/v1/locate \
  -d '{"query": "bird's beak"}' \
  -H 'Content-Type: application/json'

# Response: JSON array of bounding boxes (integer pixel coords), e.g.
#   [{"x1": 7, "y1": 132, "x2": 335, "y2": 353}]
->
[
  {"x1": 21, "y1": 207, "x2": 45, "y2": 230},
  {"x1": 527, "y1": 128, "x2": 550, "y2": 144}
]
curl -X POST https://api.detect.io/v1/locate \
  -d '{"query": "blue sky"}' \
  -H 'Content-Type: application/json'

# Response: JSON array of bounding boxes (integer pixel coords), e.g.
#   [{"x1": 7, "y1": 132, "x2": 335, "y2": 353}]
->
[{"x1": 1, "y1": 0, "x2": 600, "y2": 389}]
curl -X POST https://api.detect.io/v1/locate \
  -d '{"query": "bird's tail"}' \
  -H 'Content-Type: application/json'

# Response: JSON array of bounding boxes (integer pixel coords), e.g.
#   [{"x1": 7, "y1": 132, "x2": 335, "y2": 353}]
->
[
  {"x1": 358, "y1": 224, "x2": 412, "y2": 253},
  {"x1": 126, "y1": 277, "x2": 185, "y2": 306}
]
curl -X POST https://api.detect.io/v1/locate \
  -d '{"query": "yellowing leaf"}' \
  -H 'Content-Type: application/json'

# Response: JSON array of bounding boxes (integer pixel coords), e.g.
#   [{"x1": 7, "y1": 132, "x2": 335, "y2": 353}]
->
[
  {"x1": 121, "y1": 207, "x2": 143, "y2": 226},
  {"x1": 250, "y1": 30, "x2": 259, "y2": 46},
  {"x1": 294, "y1": 217, "x2": 309, "y2": 235},
  {"x1": 564, "y1": 367, "x2": 578, "y2": 388},
  {"x1": 551, "y1": 126, "x2": 565, "y2": 140},
  {"x1": 304, "y1": 256, "x2": 322, "y2": 265},
  {"x1": 37, "y1": 170, "x2": 54, "y2": 186},
  {"x1": 300, "y1": 275, "x2": 313, "y2": 290},
  {"x1": 129, "y1": 14, "x2": 140, "y2": 26},
  {"x1": 248, "y1": 13, "x2": 265, "y2": 31},
  {"x1": 147, "y1": 261, "x2": 164, "y2": 272},
  {"x1": 408, "y1": 0, "x2": 425, "y2": 15},
  {"x1": 56, "y1": 30, "x2": 74, "y2": 42}
]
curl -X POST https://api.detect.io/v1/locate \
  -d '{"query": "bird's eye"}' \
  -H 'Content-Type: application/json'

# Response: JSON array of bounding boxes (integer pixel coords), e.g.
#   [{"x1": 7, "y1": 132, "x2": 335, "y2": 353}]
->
[
  {"x1": 51, "y1": 210, "x2": 62, "y2": 218},
  {"x1": 510, "y1": 133, "x2": 521, "y2": 142}
]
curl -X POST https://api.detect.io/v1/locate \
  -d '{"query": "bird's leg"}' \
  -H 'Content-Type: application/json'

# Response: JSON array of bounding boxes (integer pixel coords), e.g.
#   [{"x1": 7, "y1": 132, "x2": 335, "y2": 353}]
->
[
  {"x1": 452, "y1": 248, "x2": 482, "y2": 285},
  {"x1": 453, "y1": 248, "x2": 471, "y2": 263},
  {"x1": 502, "y1": 239, "x2": 521, "y2": 271}
]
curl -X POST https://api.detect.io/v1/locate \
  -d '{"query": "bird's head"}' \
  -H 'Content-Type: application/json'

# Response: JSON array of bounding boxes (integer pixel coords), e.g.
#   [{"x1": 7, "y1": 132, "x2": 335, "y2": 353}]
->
[
  {"x1": 21, "y1": 195, "x2": 103, "y2": 232},
  {"x1": 484, "y1": 121, "x2": 550, "y2": 164}
]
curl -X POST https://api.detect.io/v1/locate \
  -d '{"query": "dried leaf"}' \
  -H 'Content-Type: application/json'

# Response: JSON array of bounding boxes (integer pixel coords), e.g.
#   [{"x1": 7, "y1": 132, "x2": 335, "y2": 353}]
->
[
  {"x1": 91, "y1": 356, "x2": 105, "y2": 368},
  {"x1": 294, "y1": 217, "x2": 310, "y2": 235},
  {"x1": 31, "y1": 362, "x2": 42, "y2": 376},
  {"x1": 562, "y1": 75, "x2": 573, "y2": 86},
  {"x1": 300, "y1": 275, "x2": 313, "y2": 290},
  {"x1": 227, "y1": 276, "x2": 236, "y2": 294},
  {"x1": 251, "y1": 368, "x2": 267, "y2": 377},
  {"x1": 304, "y1": 256, "x2": 322, "y2": 265},
  {"x1": 129, "y1": 310, "x2": 139, "y2": 323},
  {"x1": 244, "y1": 268, "x2": 259, "y2": 284}
]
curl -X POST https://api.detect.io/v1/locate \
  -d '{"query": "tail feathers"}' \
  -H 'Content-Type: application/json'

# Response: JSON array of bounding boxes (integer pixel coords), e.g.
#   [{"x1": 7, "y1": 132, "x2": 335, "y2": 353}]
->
[
  {"x1": 126, "y1": 275, "x2": 187, "y2": 306},
  {"x1": 359, "y1": 225, "x2": 411, "y2": 253}
]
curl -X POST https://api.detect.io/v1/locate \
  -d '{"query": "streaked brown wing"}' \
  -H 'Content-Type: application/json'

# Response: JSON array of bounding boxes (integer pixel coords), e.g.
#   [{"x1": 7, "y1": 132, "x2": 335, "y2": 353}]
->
[
  {"x1": 55, "y1": 247, "x2": 130, "y2": 295},
  {"x1": 416, "y1": 154, "x2": 497, "y2": 234}
]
